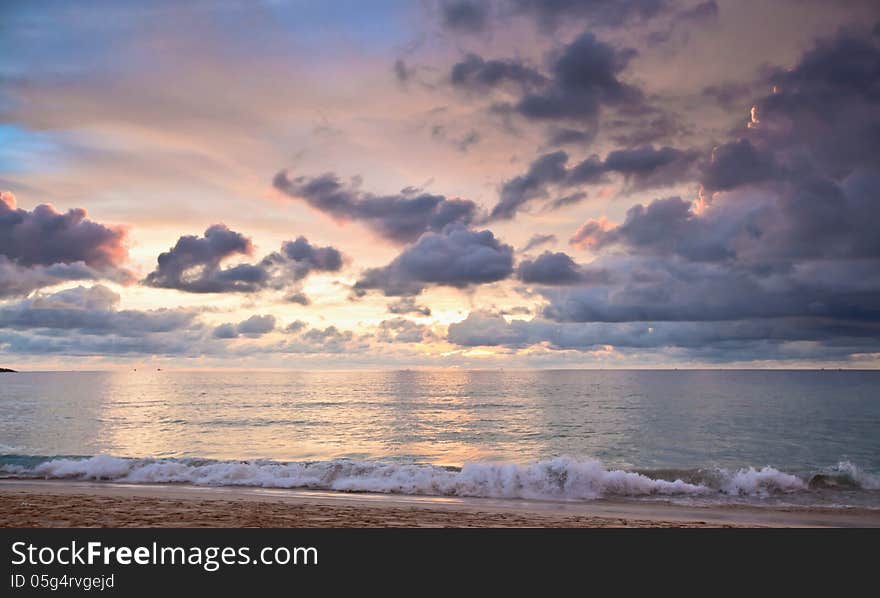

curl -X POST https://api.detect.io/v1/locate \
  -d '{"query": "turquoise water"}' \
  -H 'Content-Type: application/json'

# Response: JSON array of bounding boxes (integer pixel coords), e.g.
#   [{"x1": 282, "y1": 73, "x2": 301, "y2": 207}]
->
[{"x1": 1, "y1": 370, "x2": 878, "y2": 505}]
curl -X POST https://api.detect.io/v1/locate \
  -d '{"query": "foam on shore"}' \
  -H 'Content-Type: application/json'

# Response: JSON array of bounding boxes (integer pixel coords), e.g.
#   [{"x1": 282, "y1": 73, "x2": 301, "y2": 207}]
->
[{"x1": 3, "y1": 454, "x2": 877, "y2": 503}]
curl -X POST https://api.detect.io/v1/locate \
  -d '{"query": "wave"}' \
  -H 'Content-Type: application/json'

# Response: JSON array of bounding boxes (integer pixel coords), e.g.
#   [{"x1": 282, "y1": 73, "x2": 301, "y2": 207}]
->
[{"x1": 3, "y1": 454, "x2": 878, "y2": 502}]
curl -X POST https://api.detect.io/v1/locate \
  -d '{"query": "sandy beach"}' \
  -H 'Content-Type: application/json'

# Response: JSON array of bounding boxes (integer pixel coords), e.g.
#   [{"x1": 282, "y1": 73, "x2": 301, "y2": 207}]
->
[{"x1": 2, "y1": 480, "x2": 878, "y2": 528}]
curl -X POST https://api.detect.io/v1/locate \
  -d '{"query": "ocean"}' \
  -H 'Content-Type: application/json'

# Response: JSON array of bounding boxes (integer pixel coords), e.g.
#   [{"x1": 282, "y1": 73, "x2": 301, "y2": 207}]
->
[{"x1": 1, "y1": 370, "x2": 878, "y2": 507}]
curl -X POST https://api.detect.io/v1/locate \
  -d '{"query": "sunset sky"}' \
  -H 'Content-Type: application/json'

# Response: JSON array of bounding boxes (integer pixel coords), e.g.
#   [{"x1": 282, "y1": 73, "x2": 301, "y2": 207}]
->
[{"x1": 2, "y1": 0, "x2": 880, "y2": 369}]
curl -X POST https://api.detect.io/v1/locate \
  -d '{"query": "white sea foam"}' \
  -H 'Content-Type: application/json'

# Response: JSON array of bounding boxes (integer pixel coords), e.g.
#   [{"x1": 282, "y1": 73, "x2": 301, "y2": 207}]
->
[
  {"x1": 4, "y1": 454, "x2": 867, "y2": 501},
  {"x1": 718, "y1": 466, "x2": 806, "y2": 496}
]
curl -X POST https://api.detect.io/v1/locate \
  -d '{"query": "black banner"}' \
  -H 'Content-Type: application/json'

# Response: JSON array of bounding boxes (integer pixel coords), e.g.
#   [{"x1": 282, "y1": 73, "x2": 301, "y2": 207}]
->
[{"x1": 1, "y1": 528, "x2": 874, "y2": 594}]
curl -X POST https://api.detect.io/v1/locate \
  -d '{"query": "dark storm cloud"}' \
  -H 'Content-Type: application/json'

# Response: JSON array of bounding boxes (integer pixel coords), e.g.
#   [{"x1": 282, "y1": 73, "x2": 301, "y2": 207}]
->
[
  {"x1": 355, "y1": 224, "x2": 514, "y2": 296},
  {"x1": 0, "y1": 192, "x2": 132, "y2": 297},
  {"x1": 699, "y1": 27, "x2": 880, "y2": 196},
  {"x1": 273, "y1": 171, "x2": 480, "y2": 244},
  {"x1": 260, "y1": 237, "x2": 343, "y2": 283},
  {"x1": 552, "y1": 176, "x2": 880, "y2": 325},
  {"x1": 449, "y1": 32, "x2": 646, "y2": 129},
  {"x1": 700, "y1": 139, "x2": 779, "y2": 192},
  {"x1": 502, "y1": 28, "x2": 880, "y2": 360},
  {"x1": 0, "y1": 194, "x2": 126, "y2": 269},
  {"x1": 537, "y1": 251, "x2": 880, "y2": 324},
  {"x1": 491, "y1": 151, "x2": 570, "y2": 220},
  {"x1": 447, "y1": 312, "x2": 880, "y2": 356},
  {"x1": 441, "y1": 0, "x2": 490, "y2": 33},
  {"x1": 144, "y1": 225, "x2": 342, "y2": 295},
  {"x1": 551, "y1": 256, "x2": 880, "y2": 322},
  {"x1": 490, "y1": 145, "x2": 699, "y2": 220},
  {"x1": 571, "y1": 196, "x2": 733, "y2": 261},
  {"x1": 516, "y1": 251, "x2": 610, "y2": 285},
  {"x1": 212, "y1": 314, "x2": 276, "y2": 339},
  {"x1": 512, "y1": 32, "x2": 645, "y2": 123},
  {"x1": 602, "y1": 145, "x2": 700, "y2": 187},
  {"x1": 757, "y1": 29, "x2": 880, "y2": 177},
  {"x1": 143, "y1": 224, "x2": 256, "y2": 293}
]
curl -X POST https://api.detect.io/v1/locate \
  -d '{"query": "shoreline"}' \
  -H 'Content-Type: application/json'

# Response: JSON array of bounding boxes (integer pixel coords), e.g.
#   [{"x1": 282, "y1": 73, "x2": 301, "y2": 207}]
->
[{"x1": 2, "y1": 480, "x2": 879, "y2": 528}]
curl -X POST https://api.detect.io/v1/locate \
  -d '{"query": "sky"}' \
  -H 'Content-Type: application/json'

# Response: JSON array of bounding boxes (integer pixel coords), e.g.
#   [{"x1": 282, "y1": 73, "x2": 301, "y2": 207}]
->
[{"x1": 1, "y1": 0, "x2": 880, "y2": 370}]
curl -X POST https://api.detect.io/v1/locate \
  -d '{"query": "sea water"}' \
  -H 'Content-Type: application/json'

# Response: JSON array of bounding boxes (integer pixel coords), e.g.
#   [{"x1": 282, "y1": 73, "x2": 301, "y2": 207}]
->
[{"x1": 1, "y1": 370, "x2": 878, "y2": 507}]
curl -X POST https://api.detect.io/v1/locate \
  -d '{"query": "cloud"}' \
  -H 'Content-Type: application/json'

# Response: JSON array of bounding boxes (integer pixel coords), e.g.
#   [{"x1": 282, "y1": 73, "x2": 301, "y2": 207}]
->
[
  {"x1": 376, "y1": 318, "x2": 433, "y2": 343},
  {"x1": 700, "y1": 139, "x2": 778, "y2": 192},
  {"x1": 509, "y1": 0, "x2": 669, "y2": 31},
  {"x1": 507, "y1": 32, "x2": 646, "y2": 124},
  {"x1": 521, "y1": 233, "x2": 558, "y2": 253},
  {"x1": 514, "y1": 25, "x2": 880, "y2": 359},
  {"x1": 273, "y1": 171, "x2": 480, "y2": 244},
  {"x1": 387, "y1": 297, "x2": 432, "y2": 316},
  {"x1": 0, "y1": 285, "x2": 368, "y2": 359},
  {"x1": 447, "y1": 311, "x2": 880, "y2": 358},
  {"x1": 355, "y1": 224, "x2": 514, "y2": 296},
  {"x1": 601, "y1": 145, "x2": 700, "y2": 187},
  {"x1": 273, "y1": 324, "x2": 363, "y2": 354},
  {"x1": 259, "y1": 237, "x2": 343, "y2": 285},
  {"x1": 539, "y1": 252, "x2": 880, "y2": 324},
  {"x1": 490, "y1": 144, "x2": 699, "y2": 220},
  {"x1": 701, "y1": 27, "x2": 880, "y2": 196},
  {"x1": 455, "y1": 129, "x2": 481, "y2": 152},
  {"x1": 450, "y1": 54, "x2": 546, "y2": 91},
  {"x1": 212, "y1": 314, "x2": 276, "y2": 339},
  {"x1": 438, "y1": 0, "x2": 672, "y2": 34},
  {"x1": 0, "y1": 285, "x2": 208, "y2": 357},
  {"x1": 545, "y1": 127, "x2": 594, "y2": 147},
  {"x1": 143, "y1": 224, "x2": 256, "y2": 293},
  {"x1": 701, "y1": 82, "x2": 755, "y2": 109},
  {"x1": 441, "y1": 0, "x2": 491, "y2": 34},
  {"x1": 393, "y1": 59, "x2": 415, "y2": 85},
  {"x1": 551, "y1": 172, "x2": 880, "y2": 324},
  {"x1": 570, "y1": 196, "x2": 733, "y2": 261},
  {"x1": 449, "y1": 31, "x2": 647, "y2": 133},
  {"x1": 0, "y1": 285, "x2": 199, "y2": 335},
  {"x1": 491, "y1": 151, "x2": 570, "y2": 220},
  {"x1": 144, "y1": 225, "x2": 342, "y2": 297},
  {"x1": 516, "y1": 251, "x2": 609, "y2": 285},
  {"x1": 284, "y1": 320, "x2": 307, "y2": 334},
  {"x1": 678, "y1": 0, "x2": 718, "y2": 23},
  {"x1": 0, "y1": 192, "x2": 132, "y2": 297}
]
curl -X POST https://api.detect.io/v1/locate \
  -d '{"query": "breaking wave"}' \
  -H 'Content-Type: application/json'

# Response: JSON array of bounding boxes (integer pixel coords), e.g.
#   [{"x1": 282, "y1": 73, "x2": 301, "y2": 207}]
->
[{"x1": 3, "y1": 454, "x2": 878, "y2": 502}]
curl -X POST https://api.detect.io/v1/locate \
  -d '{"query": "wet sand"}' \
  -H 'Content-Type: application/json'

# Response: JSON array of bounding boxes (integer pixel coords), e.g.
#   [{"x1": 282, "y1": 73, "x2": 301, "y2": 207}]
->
[{"x1": 1, "y1": 480, "x2": 878, "y2": 528}]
